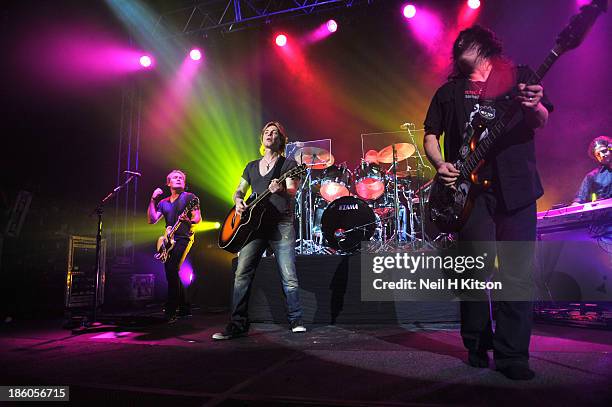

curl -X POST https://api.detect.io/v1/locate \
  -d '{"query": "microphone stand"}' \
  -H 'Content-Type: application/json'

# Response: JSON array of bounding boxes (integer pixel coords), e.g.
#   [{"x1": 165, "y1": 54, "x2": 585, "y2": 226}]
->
[{"x1": 73, "y1": 174, "x2": 139, "y2": 334}]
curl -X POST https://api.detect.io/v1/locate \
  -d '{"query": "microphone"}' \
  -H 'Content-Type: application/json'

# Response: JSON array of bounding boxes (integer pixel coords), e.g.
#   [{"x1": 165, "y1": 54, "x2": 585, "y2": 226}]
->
[
  {"x1": 124, "y1": 170, "x2": 142, "y2": 177},
  {"x1": 400, "y1": 122, "x2": 414, "y2": 130}
]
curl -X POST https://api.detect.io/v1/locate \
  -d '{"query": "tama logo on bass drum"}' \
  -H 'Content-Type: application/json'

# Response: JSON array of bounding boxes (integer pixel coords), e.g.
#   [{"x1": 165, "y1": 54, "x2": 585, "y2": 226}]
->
[{"x1": 338, "y1": 204, "x2": 358, "y2": 210}]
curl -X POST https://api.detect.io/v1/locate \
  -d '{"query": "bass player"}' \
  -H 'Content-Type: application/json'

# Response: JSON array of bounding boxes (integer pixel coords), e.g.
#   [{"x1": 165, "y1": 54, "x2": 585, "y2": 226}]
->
[{"x1": 423, "y1": 25, "x2": 553, "y2": 380}]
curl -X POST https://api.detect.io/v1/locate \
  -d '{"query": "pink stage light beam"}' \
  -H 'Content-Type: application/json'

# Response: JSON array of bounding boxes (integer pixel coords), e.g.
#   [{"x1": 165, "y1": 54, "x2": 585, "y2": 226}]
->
[
  {"x1": 327, "y1": 19, "x2": 338, "y2": 33},
  {"x1": 189, "y1": 49, "x2": 202, "y2": 61},
  {"x1": 467, "y1": 0, "x2": 481, "y2": 10},
  {"x1": 139, "y1": 55, "x2": 153, "y2": 68},
  {"x1": 403, "y1": 4, "x2": 417, "y2": 19},
  {"x1": 275, "y1": 34, "x2": 288, "y2": 47}
]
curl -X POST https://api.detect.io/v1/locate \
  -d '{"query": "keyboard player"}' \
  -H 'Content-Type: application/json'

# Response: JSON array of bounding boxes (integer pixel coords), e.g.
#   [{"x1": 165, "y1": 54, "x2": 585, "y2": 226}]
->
[{"x1": 572, "y1": 136, "x2": 611, "y2": 205}]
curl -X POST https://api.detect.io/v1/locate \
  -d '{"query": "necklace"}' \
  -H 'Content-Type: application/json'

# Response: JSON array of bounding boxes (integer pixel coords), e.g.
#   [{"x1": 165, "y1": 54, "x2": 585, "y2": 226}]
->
[{"x1": 263, "y1": 154, "x2": 278, "y2": 171}]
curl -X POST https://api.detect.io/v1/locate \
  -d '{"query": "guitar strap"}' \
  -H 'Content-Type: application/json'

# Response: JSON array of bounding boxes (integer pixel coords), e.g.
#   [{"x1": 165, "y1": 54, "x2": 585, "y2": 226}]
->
[{"x1": 272, "y1": 156, "x2": 286, "y2": 181}]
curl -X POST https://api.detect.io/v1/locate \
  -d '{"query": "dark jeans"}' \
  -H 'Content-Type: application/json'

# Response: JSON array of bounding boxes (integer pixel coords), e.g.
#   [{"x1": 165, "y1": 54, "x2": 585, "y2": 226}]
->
[
  {"x1": 458, "y1": 190, "x2": 536, "y2": 369},
  {"x1": 164, "y1": 238, "x2": 192, "y2": 313},
  {"x1": 230, "y1": 222, "x2": 302, "y2": 330}
]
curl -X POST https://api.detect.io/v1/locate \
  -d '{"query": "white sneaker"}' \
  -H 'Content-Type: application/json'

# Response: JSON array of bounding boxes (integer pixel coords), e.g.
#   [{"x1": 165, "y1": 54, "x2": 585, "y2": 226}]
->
[{"x1": 290, "y1": 320, "x2": 306, "y2": 333}]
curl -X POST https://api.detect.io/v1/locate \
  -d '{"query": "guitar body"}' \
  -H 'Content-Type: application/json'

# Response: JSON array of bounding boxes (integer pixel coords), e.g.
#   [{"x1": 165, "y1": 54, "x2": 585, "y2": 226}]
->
[
  {"x1": 153, "y1": 197, "x2": 199, "y2": 263},
  {"x1": 428, "y1": 127, "x2": 489, "y2": 233},
  {"x1": 218, "y1": 194, "x2": 267, "y2": 253},
  {"x1": 155, "y1": 229, "x2": 175, "y2": 263},
  {"x1": 218, "y1": 163, "x2": 307, "y2": 254}
]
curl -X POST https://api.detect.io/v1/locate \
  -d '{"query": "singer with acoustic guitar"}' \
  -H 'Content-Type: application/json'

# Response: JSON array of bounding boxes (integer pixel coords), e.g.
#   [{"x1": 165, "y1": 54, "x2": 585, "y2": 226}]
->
[
  {"x1": 147, "y1": 169, "x2": 201, "y2": 323},
  {"x1": 213, "y1": 121, "x2": 306, "y2": 340}
]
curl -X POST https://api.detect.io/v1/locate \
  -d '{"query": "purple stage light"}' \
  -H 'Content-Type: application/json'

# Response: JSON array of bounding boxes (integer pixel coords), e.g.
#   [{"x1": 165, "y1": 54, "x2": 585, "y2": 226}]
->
[
  {"x1": 467, "y1": 0, "x2": 481, "y2": 9},
  {"x1": 179, "y1": 259, "x2": 195, "y2": 287},
  {"x1": 327, "y1": 19, "x2": 338, "y2": 33},
  {"x1": 275, "y1": 34, "x2": 288, "y2": 47},
  {"x1": 139, "y1": 55, "x2": 153, "y2": 68},
  {"x1": 189, "y1": 49, "x2": 202, "y2": 61},
  {"x1": 403, "y1": 4, "x2": 417, "y2": 19}
]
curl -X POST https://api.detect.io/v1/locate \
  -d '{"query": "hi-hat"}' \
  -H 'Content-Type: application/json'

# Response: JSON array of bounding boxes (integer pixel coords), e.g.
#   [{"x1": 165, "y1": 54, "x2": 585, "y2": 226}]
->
[
  {"x1": 294, "y1": 146, "x2": 333, "y2": 168},
  {"x1": 377, "y1": 143, "x2": 416, "y2": 163}
]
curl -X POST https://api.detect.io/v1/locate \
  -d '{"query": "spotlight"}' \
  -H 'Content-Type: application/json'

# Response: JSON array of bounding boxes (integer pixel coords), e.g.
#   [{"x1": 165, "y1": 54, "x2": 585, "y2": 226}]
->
[
  {"x1": 403, "y1": 4, "x2": 417, "y2": 19},
  {"x1": 139, "y1": 55, "x2": 153, "y2": 68},
  {"x1": 275, "y1": 34, "x2": 288, "y2": 47},
  {"x1": 467, "y1": 0, "x2": 481, "y2": 9},
  {"x1": 214, "y1": 222, "x2": 221, "y2": 229},
  {"x1": 326, "y1": 19, "x2": 338, "y2": 33},
  {"x1": 189, "y1": 49, "x2": 202, "y2": 61}
]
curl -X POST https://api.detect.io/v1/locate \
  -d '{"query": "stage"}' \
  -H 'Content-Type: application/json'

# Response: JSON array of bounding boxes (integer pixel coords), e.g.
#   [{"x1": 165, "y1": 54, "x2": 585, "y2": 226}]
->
[
  {"x1": 1, "y1": 311, "x2": 611, "y2": 406},
  {"x1": 237, "y1": 254, "x2": 459, "y2": 325}
]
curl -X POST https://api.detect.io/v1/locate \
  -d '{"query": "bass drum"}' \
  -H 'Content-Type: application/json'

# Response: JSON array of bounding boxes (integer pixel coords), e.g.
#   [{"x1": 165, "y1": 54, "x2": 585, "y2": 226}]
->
[{"x1": 321, "y1": 196, "x2": 377, "y2": 252}]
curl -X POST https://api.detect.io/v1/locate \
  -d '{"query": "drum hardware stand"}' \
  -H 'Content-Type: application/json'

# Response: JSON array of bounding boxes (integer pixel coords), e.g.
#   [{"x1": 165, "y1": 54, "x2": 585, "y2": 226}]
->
[
  {"x1": 405, "y1": 124, "x2": 436, "y2": 250},
  {"x1": 297, "y1": 162, "x2": 316, "y2": 254},
  {"x1": 390, "y1": 144, "x2": 402, "y2": 245}
]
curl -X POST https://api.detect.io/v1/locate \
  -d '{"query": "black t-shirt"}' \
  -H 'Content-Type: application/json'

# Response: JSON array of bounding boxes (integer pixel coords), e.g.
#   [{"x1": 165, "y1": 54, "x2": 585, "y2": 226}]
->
[
  {"x1": 424, "y1": 61, "x2": 554, "y2": 211},
  {"x1": 463, "y1": 80, "x2": 496, "y2": 181},
  {"x1": 241, "y1": 157, "x2": 298, "y2": 223},
  {"x1": 157, "y1": 191, "x2": 198, "y2": 240}
]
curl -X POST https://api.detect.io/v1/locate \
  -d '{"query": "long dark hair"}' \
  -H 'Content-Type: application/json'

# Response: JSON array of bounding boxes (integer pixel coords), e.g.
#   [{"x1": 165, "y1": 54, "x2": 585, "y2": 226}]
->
[{"x1": 448, "y1": 25, "x2": 503, "y2": 80}]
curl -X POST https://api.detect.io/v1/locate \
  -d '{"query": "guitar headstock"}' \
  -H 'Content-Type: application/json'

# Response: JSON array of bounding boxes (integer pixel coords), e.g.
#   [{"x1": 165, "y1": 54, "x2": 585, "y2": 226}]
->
[
  {"x1": 554, "y1": 0, "x2": 607, "y2": 55},
  {"x1": 185, "y1": 197, "x2": 200, "y2": 212}
]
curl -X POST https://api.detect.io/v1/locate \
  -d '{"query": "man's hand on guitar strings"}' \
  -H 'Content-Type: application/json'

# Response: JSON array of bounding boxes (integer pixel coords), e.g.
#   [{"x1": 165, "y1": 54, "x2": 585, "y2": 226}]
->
[
  {"x1": 436, "y1": 162, "x2": 460, "y2": 186},
  {"x1": 235, "y1": 198, "x2": 247, "y2": 215}
]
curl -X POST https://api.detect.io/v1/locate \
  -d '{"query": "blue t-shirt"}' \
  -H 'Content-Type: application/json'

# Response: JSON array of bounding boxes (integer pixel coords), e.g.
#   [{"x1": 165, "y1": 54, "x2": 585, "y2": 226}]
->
[
  {"x1": 157, "y1": 191, "x2": 198, "y2": 240},
  {"x1": 574, "y1": 166, "x2": 612, "y2": 203}
]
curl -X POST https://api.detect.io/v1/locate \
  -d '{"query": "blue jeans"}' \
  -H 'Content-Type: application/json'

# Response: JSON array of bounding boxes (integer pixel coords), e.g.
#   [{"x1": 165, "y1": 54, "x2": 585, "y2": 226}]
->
[{"x1": 230, "y1": 222, "x2": 302, "y2": 330}]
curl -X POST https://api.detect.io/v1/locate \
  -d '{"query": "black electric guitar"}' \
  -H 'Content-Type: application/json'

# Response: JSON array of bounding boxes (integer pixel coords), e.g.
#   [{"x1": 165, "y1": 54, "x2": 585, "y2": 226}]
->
[
  {"x1": 155, "y1": 197, "x2": 200, "y2": 263},
  {"x1": 218, "y1": 164, "x2": 306, "y2": 253},
  {"x1": 428, "y1": 0, "x2": 607, "y2": 233}
]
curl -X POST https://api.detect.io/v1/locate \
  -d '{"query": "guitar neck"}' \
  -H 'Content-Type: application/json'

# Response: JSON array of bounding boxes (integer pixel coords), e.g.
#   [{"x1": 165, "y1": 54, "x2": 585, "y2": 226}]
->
[
  {"x1": 167, "y1": 201, "x2": 198, "y2": 238},
  {"x1": 460, "y1": 49, "x2": 561, "y2": 178}
]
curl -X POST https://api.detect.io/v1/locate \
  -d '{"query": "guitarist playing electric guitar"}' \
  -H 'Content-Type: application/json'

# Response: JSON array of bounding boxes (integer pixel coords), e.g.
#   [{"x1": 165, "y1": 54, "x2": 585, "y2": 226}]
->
[
  {"x1": 423, "y1": 25, "x2": 553, "y2": 381},
  {"x1": 148, "y1": 169, "x2": 201, "y2": 323},
  {"x1": 213, "y1": 121, "x2": 306, "y2": 340}
]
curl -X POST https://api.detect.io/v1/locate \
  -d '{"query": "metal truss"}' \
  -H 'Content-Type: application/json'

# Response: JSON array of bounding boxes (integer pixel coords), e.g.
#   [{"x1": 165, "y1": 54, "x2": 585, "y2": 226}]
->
[{"x1": 153, "y1": 0, "x2": 374, "y2": 38}]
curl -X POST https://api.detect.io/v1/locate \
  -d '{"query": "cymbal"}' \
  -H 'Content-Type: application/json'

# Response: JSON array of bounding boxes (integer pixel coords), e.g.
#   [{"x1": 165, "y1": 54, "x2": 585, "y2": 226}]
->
[
  {"x1": 310, "y1": 153, "x2": 334, "y2": 169},
  {"x1": 294, "y1": 146, "x2": 333, "y2": 168},
  {"x1": 364, "y1": 149, "x2": 379, "y2": 164},
  {"x1": 377, "y1": 143, "x2": 416, "y2": 163}
]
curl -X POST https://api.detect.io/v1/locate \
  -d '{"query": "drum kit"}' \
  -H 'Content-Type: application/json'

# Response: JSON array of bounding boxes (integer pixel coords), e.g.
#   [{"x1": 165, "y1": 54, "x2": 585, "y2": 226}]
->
[{"x1": 293, "y1": 141, "x2": 440, "y2": 254}]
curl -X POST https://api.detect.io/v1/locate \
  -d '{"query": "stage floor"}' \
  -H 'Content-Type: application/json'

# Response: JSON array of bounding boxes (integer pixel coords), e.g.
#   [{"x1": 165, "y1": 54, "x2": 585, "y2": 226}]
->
[{"x1": 1, "y1": 311, "x2": 611, "y2": 406}]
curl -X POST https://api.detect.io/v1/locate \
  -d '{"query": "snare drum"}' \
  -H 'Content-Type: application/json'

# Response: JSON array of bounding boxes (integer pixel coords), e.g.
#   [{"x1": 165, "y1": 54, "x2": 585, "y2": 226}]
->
[
  {"x1": 319, "y1": 165, "x2": 351, "y2": 202},
  {"x1": 355, "y1": 162, "x2": 385, "y2": 201}
]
